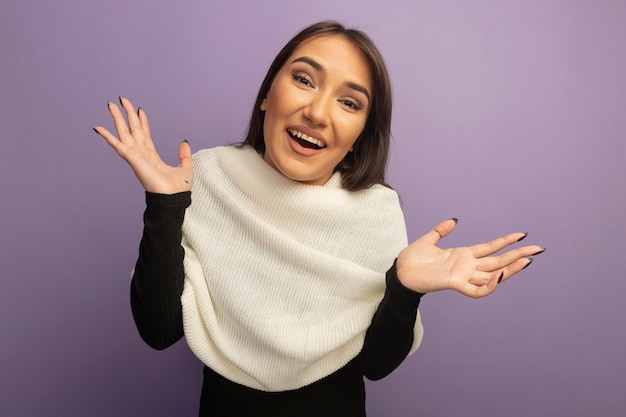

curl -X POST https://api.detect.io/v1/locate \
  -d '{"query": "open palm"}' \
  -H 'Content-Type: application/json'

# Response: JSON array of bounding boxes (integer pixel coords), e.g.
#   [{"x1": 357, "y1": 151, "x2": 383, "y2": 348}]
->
[
  {"x1": 396, "y1": 219, "x2": 544, "y2": 298},
  {"x1": 92, "y1": 97, "x2": 193, "y2": 194}
]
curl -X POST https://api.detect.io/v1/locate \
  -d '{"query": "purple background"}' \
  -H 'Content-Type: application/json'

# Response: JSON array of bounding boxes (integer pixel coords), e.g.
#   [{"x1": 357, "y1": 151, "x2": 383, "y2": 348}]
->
[{"x1": 2, "y1": 0, "x2": 625, "y2": 415}]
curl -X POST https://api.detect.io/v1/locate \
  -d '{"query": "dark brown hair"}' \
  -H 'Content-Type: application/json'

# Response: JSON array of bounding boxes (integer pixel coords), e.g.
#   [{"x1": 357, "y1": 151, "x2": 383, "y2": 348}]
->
[{"x1": 241, "y1": 21, "x2": 393, "y2": 192}]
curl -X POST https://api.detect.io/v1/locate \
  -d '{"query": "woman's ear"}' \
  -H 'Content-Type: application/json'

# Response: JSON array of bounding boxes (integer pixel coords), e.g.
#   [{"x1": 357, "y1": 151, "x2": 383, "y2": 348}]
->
[{"x1": 260, "y1": 98, "x2": 267, "y2": 111}]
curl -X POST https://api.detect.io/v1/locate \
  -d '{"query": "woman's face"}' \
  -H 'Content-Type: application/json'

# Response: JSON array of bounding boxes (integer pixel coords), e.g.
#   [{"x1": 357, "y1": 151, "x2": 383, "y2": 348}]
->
[{"x1": 261, "y1": 35, "x2": 372, "y2": 186}]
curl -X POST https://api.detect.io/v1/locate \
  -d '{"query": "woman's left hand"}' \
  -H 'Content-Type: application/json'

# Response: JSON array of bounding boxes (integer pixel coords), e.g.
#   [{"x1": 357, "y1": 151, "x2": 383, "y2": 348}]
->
[{"x1": 396, "y1": 219, "x2": 544, "y2": 298}]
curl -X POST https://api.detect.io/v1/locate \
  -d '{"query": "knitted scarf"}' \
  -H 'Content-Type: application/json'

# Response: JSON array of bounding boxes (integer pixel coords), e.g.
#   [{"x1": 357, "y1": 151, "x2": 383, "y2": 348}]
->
[{"x1": 180, "y1": 145, "x2": 422, "y2": 391}]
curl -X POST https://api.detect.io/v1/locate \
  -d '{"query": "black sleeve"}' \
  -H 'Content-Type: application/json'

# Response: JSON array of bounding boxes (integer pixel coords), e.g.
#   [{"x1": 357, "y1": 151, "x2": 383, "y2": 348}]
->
[
  {"x1": 356, "y1": 259, "x2": 424, "y2": 380},
  {"x1": 130, "y1": 191, "x2": 191, "y2": 350}
]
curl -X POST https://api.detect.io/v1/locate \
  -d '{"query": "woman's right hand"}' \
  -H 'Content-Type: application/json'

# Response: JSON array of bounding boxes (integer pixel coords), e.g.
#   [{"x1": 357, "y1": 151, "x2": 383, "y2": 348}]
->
[{"x1": 92, "y1": 97, "x2": 193, "y2": 194}]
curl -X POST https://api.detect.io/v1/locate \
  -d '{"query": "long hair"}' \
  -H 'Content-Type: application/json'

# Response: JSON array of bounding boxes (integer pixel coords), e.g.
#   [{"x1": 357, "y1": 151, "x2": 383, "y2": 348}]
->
[{"x1": 242, "y1": 21, "x2": 393, "y2": 192}]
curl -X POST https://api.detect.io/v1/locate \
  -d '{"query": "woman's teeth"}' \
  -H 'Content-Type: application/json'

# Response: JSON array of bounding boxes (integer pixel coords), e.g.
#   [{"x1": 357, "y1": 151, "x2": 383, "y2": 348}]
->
[{"x1": 288, "y1": 129, "x2": 325, "y2": 149}]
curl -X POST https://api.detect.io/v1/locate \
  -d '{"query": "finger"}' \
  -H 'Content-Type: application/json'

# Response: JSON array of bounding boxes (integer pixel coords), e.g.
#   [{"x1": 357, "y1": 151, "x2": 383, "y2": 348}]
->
[
  {"x1": 478, "y1": 246, "x2": 544, "y2": 272},
  {"x1": 458, "y1": 273, "x2": 499, "y2": 299},
  {"x1": 479, "y1": 273, "x2": 500, "y2": 297},
  {"x1": 107, "y1": 101, "x2": 132, "y2": 140},
  {"x1": 119, "y1": 97, "x2": 144, "y2": 140},
  {"x1": 178, "y1": 140, "x2": 192, "y2": 168},
  {"x1": 137, "y1": 107, "x2": 157, "y2": 152},
  {"x1": 470, "y1": 232, "x2": 528, "y2": 258},
  {"x1": 92, "y1": 125, "x2": 125, "y2": 155},
  {"x1": 137, "y1": 107, "x2": 151, "y2": 138},
  {"x1": 422, "y1": 218, "x2": 458, "y2": 245},
  {"x1": 497, "y1": 257, "x2": 534, "y2": 284},
  {"x1": 468, "y1": 270, "x2": 495, "y2": 287}
]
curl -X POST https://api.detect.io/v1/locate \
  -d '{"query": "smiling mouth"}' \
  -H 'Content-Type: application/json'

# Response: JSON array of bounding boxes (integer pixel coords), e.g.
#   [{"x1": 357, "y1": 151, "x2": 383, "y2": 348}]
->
[{"x1": 287, "y1": 129, "x2": 326, "y2": 150}]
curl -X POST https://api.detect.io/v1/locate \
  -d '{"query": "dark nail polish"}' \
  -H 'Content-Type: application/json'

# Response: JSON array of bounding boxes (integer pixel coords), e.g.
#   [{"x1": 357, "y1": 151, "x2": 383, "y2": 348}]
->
[
  {"x1": 522, "y1": 258, "x2": 533, "y2": 270},
  {"x1": 183, "y1": 139, "x2": 189, "y2": 144},
  {"x1": 137, "y1": 107, "x2": 142, "y2": 116},
  {"x1": 517, "y1": 232, "x2": 529, "y2": 242},
  {"x1": 498, "y1": 271, "x2": 504, "y2": 284},
  {"x1": 450, "y1": 218, "x2": 458, "y2": 224},
  {"x1": 92, "y1": 126, "x2": 99, "y2": 134},
  {"x1": 532, "y1": 248, "x2": 546, "y2": 256},
  {"x1": 107, "y1": 101, "x2": 112, "y2": 110},
  {"x1": 119, "y1": 96, "x2": 124, "y2": 105}
]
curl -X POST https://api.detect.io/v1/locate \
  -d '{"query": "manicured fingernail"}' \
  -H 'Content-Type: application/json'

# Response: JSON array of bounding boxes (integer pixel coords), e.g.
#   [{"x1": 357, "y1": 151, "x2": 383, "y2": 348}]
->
[
  {"x1": 517, "y1": 232, "x2": 529, "y2": 242},
  {"x1": 498, "y1": 271, "x2": 504, "y2": 284},
  {"x1": 183, "y1": 139, "x2": 189, "y2": 144},
  {"x1": 107, "y1": 101, "x2": 112, "y2": 110},
  {"x1": 449, "y1": 218, "x2": 458, "y2": 224},
  {"x1": 522, "y1": 258, "x2": 533, "y2": 270},
  {"x1": 137, "y1": 107, "x2": 142, "y2": 115},
  {"x1": 532, "y1": 248, "x2": 546, "y2": 256},
  {"x1": 119, "y1": 96, "x2": 124, "y2": 105},
  {"x1": 92, "y1": 126, "x2": 99, "y2": 134}
]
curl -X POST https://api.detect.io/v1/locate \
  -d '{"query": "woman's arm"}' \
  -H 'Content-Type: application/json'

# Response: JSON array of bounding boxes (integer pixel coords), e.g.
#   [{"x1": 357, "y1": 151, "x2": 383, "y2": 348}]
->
[
  {"x1": 130, "y1": 191, "x2": 191, "y2": 350},
  {"x1": 357, "y1": 218, "x2": 544, "y2": 379},
  {"x1": 93, "y1": 98, "x2": 194, "y2": 348},
  {"x1": 357, "y1": 260, "x2": 423, "y2": 380}
]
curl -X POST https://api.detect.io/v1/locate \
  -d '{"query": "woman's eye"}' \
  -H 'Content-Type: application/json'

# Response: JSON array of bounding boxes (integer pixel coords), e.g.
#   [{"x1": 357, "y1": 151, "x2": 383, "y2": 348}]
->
[
  {"x1": 292, "y1": 74, "x2": 312, "y2": 87},
  {"x1": 340, "y1": 99, "x2": 361, "y2": 110}
]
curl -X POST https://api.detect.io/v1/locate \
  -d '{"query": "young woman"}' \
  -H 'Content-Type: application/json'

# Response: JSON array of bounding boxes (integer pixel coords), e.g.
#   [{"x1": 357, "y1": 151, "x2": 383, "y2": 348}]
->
[{"x1": 93, "y1": 21, "x2": 543, "y2": 417}]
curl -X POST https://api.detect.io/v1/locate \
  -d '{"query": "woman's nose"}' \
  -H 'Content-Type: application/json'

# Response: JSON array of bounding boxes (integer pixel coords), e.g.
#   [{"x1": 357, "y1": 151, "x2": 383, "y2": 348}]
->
[{"x1": 303, "y1": 93, "x2": 331, "y2": 126}]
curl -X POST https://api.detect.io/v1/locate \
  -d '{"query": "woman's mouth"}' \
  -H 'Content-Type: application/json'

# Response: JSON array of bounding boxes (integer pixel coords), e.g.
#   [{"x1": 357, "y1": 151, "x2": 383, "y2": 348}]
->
[{"x1": 287, "y1": 129, "x2": 326, "y2": 150}]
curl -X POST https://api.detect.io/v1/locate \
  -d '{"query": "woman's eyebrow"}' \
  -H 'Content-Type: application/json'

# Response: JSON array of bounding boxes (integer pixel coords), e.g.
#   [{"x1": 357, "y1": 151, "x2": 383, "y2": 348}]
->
[
  {"x1": 346, "y1": 82, "x2": 370, "y2": 102},
  {"x1": 290, "y1": 56, "x2": 371, "y2": 101},
  {"x1": 292, "y1": 56, "x2": 323, "y2": 72}
]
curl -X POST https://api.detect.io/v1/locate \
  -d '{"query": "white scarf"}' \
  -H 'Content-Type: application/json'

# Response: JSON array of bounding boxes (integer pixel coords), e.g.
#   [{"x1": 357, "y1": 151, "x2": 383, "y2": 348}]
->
[{"x1": 180, "y1": 145, "x2": 422, "y2": 391}]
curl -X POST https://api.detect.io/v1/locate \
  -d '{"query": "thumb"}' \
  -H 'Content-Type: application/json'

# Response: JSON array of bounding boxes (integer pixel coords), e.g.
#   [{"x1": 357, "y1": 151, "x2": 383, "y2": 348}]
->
[
  {"x1": 178, "y1": 140, "x2": 192, "y2": 168},
  {"x1": 423, "y1": 218, "x2": 458, "y2": 245}
]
